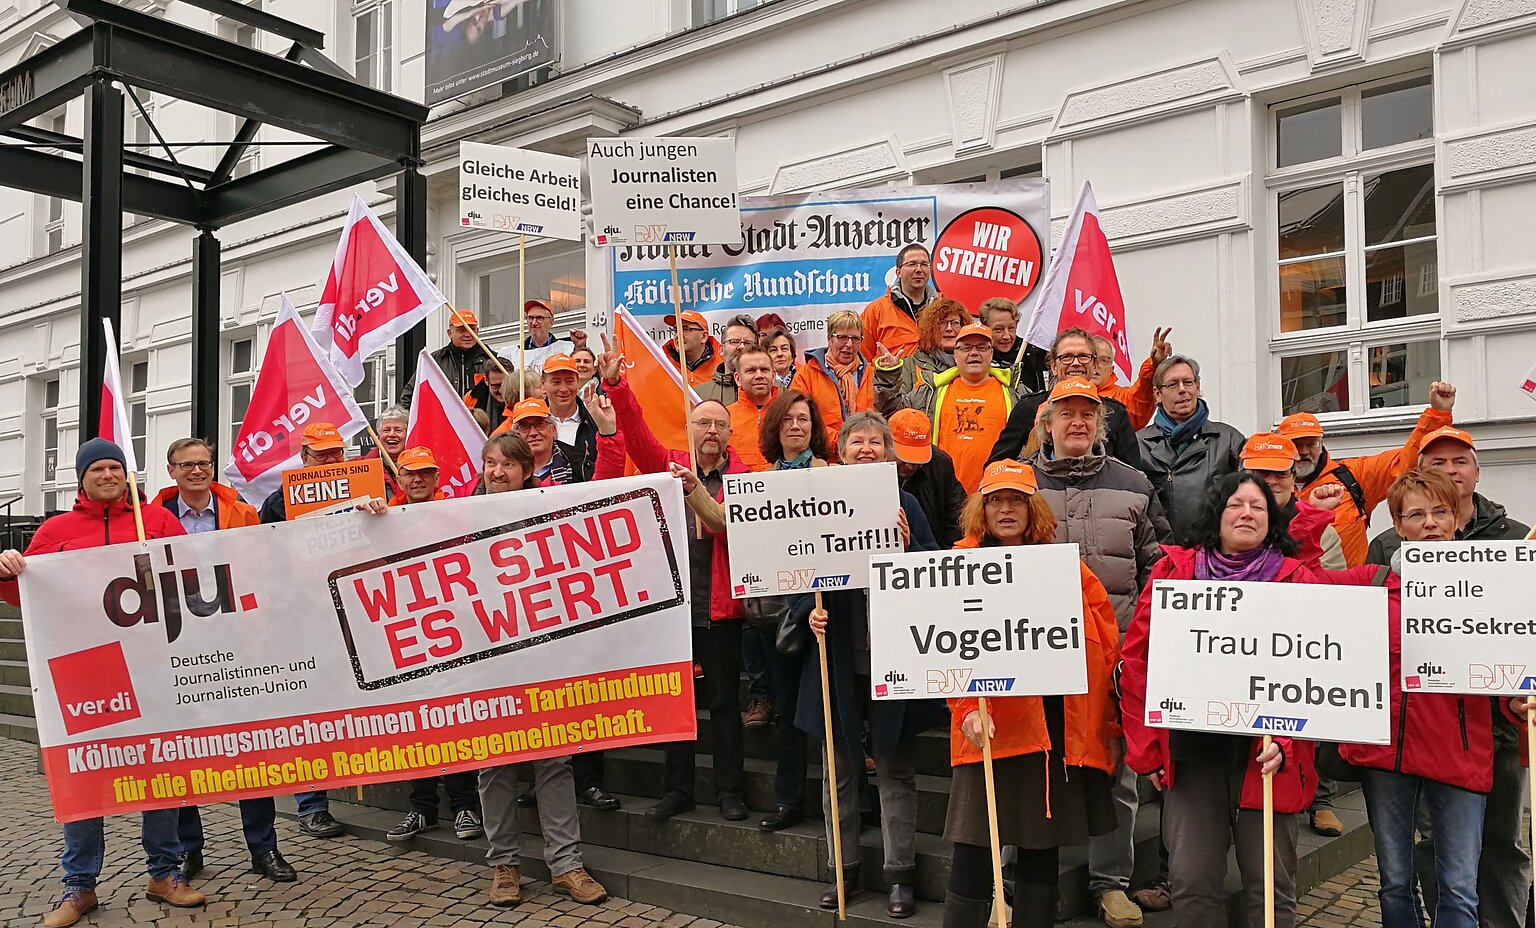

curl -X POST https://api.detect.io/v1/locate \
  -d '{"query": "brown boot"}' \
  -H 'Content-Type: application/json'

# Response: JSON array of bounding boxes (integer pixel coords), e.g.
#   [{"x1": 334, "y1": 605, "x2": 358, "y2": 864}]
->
[
  {"x1": 552, "y1": 867, "x2": 609, "y2": 904},
  {"x1": 42, "y1": 890, "x2": 98, "y2": 928},
  {"x1": 1310, "y1": 809, "x2": 1344, "y2": 837},
  {"x1": 487, "y1": 865, "x2": 522, "y2": 907},
  {"x1": 146, "y1": 872, "x2": 206, "y2": 908}
]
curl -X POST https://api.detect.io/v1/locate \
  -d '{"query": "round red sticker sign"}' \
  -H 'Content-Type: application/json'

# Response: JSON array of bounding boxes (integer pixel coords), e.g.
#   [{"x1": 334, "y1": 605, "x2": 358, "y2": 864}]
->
[{"x1": 931, "y1": 207, "x2": 1044, "y2": 312}]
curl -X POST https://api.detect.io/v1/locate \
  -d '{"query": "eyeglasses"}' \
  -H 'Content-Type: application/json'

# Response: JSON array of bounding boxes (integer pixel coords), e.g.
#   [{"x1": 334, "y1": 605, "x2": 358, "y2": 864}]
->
[
  {"x1": 723, "y1": 338, "x2": 755, "y2": 348},
  {"x1": 1400, "y1": 508, "x2": 1455, "y2": 526},
  {"x1": 1159, "y1": 378, "x2": 1199, "y2": 391},
  {"x1": 692, "y1": 418, "x2": 730, "y2": 431},
  {"x1": 173, "y1": 460, "x2": 214, "y2": 471},
  {"x1": 900, "y1": 261, "x2": 931, "y2": 269},
  {"x1": 957, "y1": 344, "x2": 992, "y2": 355},
  {"x1": 525, "y1": 314, "x2": 551, "y2": 322},
  {"x1": 829, "y1": 333, "x2": 864, "y2": 344},
  {"x1": 939, "y1": 319, "x2": 964, "y2": 330},
  {"x1": 1054, "y1": 353, "x2": 1095, "y2": 365}
]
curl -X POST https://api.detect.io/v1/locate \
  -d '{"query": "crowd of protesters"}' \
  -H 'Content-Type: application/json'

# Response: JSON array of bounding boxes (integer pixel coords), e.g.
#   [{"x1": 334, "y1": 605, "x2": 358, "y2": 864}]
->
[{"x1": 1, "y1": 242, "x2": 1531, "y2": 928}]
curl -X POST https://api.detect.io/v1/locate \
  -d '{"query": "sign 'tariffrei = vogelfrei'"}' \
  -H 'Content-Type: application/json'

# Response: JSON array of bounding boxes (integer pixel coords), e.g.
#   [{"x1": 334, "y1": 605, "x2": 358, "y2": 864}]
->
[
  {"x1": 458, "y1": 142, "x2": 582, "y2": 242},
  {"x1": 587, "y1": 137, "x2": 742, "y2": 247}
]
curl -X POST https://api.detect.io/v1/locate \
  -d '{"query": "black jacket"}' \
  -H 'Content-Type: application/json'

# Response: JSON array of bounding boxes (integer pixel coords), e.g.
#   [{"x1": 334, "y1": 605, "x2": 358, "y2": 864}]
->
[
  {"x1": 988, "y1": 390, "x2": 1143, "y2": 470},
  {"x1": 900, "y1": 446, "x2": 968, "y2": 549},
  {"x1": 400, "y1": 342, "x2": 490, "y2": 406},
  {"x1": 565, "y1": 401, "x2": 599, "y2": 477},
  {"x1": 1135, "y1": 418, "x2": 1245, "y2": 544}
]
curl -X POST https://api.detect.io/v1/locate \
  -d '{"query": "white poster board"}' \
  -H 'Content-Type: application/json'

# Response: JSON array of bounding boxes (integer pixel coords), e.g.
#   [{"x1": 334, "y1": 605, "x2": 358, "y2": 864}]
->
[
  {"x1": 1399, "y1": 540, "x2": 1536, "y2": 695},
  {"x1": 1145, "y1": 579, "x2": 1390, "y2": 744},
  {"x1": 458, "y1": 142, "x2": 582, "y2": 241},
  {"x1": 867, "y1": 544, "x2": 1087, "y2": 700},
  {"x1": 723, "y1": 464, "x2": 901, "y2": 597},
  {"x1": 588, "y1": 137, "x2": 742, "y2": 247}
]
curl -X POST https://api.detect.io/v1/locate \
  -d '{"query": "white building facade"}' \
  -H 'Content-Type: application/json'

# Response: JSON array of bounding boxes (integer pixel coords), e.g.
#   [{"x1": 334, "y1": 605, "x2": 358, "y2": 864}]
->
[{"x1": 1, "y1": 0, "x2": 1533, "y2": 521}]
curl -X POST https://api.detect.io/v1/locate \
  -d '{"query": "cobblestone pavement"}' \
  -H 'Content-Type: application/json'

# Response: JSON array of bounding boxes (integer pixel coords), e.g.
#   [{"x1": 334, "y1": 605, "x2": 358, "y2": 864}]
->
[
  {"x1": 0, "y1": 737, "x2": 741, "y2": 928},
  {"x1": 1297, "y1": 862, "x2": 1383, "y2": 927}
]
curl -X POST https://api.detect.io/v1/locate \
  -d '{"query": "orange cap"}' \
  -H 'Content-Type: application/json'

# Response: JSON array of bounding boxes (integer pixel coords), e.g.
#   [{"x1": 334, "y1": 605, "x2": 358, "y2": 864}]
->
[
  {"x1": 956, "y1": 323, "x2": 993, "y2": 344},
  {"x1": 522, "y1": 299, "x2": 552, "y2": 315},
  {"x1": 301, "y1": 422, "x2": 345, "y2": 451},
  {"x1": 397, "y1": 446, "x2": 439, "y2": 472},
  {"x1": 1048, "y1": 376, "x2": 1102, "y2": 404},
  {"x1": 889, "y1": 409, "x2": 933, "y2": 465},
  {"x1": 665, "y1": 310, "x2": 708, "y2": 331},
  {"x1": 511, "y1": 398, "x2": 552, "y2": 423},
  {"x1": 1277, "y1": 412, "x2": 1324, "y2": 439},
  {"x1": 541, "y1": 353, "x2": 579, "y2": 375},
  {"x1": 448, "y1": 306, "x2": 478, "y2": 327},
  {"x1": 979, "y1": 459, "x2": 1039, "y2": 496},
  {"x1": 1240, "y1": 432, "x2": 1298, "y2": 472},
  {"x1": 1421, "y1": 425, "x2": 1475, "y2": 452}
]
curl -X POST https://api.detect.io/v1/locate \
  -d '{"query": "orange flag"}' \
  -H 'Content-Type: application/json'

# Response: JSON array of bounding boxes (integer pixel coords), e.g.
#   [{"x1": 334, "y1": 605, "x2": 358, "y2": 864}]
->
[{"x1": 614, "y1": 306, "x2": 702, "y2": 472}]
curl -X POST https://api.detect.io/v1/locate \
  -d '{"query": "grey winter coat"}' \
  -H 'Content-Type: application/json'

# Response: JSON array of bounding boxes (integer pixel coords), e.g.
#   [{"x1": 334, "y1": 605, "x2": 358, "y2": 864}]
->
[
  {"x1": 1029, "y1": 452, "x2": 1168, "y2": 630},
  {"x1": 1135, "y1": 418, "x2": 1245, "y2": 544}
]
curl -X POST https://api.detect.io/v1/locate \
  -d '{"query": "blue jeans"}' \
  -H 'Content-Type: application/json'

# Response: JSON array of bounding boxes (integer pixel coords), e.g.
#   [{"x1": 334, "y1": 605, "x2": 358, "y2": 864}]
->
[
  {"x1": 1360, "y1": 768, "x2": 1486, "y2": 928},
  {"x1": 62, "y1": 810, "x2": 181, "y2": 890},
  {"x1": 179, "y1": 798, "x2": 279, "y2": 855},
  {"x1": 295, "y1": 791, "x2": 328, "y2": 816},
  {"x1": 742, "y1": 624, "x2": 774, "y2": 702}
]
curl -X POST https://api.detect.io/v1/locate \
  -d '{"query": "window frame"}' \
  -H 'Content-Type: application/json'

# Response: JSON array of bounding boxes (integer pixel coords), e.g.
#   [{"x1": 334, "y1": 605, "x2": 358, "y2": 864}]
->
[
  {"x1": 692, "y1": 0, "x2": 767, "y2": 27},
  {"x1": 225, "y1": 334, "x2": 258, "y2": 455},
  {"x1": 127, "y1": 358, "x2": 149, "y2": 471},
  {"x1": 1265, "y1": 70, "x2": 1441, "y2": 423},
  {"x1": 352, "y1": 0, "x2": 394, "y2": 93},
  {"x1": 351, "y1": 355, "x2": 390, "y2": 452},
  {"x1": 43, "y1": 110, "x2": 68, "y2": 254}
]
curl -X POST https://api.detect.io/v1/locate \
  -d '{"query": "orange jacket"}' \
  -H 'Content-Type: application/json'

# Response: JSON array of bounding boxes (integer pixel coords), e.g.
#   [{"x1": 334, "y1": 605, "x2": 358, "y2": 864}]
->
[
  {"x1": 860, "y1": 291, "x2": 926, "y2": 361},
  {"x1": 945, "y1": 546, "x2": 1122, "y2": 773},
  {"x1": 152, "y1": 482, "x2": 261, "y2": 530},
  {"x1": 388, "y1": 488, "x2": 449, "y2": 506},
  {"x1": 1099, "y1": 357, "x2": 1157, "y2": 430},
  {"x1": 664, "y1": 337, "x2": 724, "y2": 388},
  {"x1": 1299, "y1": 406, "x2": 1452, "y2": 566},
  {"x1": 727, "y1": 388, "x2": 778, "y2": 472},
  {"x1": 789, "y1": 348, "x2": 877, "y2": 459}
]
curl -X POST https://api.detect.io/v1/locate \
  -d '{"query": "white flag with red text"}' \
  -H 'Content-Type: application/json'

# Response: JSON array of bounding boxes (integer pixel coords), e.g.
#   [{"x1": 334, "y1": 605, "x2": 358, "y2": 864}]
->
[
  {"x1": 405, "y1": 349, "x2": 486, "y2": 499},
  {"x1": 98, "y1": 318, "x2": 139, "y2": 474},
  {"x1": 224, "y1": 295, "x2": 369, "y2": 504},
  {"x1": 1023, "y1": 181, "x2": 1135, "y2": 385},
  {"x1": 312, "y1": 195, "x2": 446, "y2": 387}
]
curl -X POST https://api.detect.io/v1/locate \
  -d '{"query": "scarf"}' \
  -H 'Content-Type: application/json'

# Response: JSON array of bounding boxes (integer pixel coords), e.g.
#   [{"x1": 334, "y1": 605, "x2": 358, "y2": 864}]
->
[
  {"x1": 1032, "y1": 451, "x2": 1106, "y2": 481},
  {"x1": 1194, "y1": 543, "x2": 1285, "y2": 583},
  {"x1": 824, "y1": 353, "x2": 864, "y2": 416},
  {"x1": 1153, "y1": 398, "x2": 1210, "y2": 450},
  {"x1": 777, "y1": 449, "x2": 815, "y2": 470},
  {"x1": 926, "y1": 348, "x2": 957, "y2": 372}
]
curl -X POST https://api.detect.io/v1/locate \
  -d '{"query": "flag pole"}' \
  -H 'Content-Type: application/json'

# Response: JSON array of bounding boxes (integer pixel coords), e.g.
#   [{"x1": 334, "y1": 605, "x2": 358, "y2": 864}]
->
[
  {"x1": 447, "y1": 305, "x2": 513, "y2": 383},
  {"x1": 815, "y1": 591, "x2": 846, "y2": 921},
  {"x1": 1263, "y1": 734, "x2": 1275, "y2": 928},
  {"x1": 667, "y1": 246, "x2": 702, "y2": 539},
  {"x1": 978, "y1": 696, "x2": 1008, "y2": 928},
  {"x1": 125, "y1": 472, "x2": 147, "y2": 544},
  {"x1": 518, "y1": 233, "x2": 527, "y2": 402},
  {"x1": 365, "y1": 425, "x2": 398, "y2": 479}
]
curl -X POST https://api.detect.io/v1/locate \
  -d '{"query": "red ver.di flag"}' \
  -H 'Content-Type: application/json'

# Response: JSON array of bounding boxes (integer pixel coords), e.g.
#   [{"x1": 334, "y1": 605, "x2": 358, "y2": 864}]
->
[
  {"x1": 223, "y1": 295, "x2": 368, "y2": 504},
  {"x1": 406, "y1": 349, "x2": 487, "y2": 498},
  {"x1": 313, "y1": 195, "x2": 446, "y2": 387},
  {"x1": 1023, "y1": 181, "x2": 1135, "y2": 385},
  {"x1": 98, "y1": 318, "x2": 139, "y2": 474}
]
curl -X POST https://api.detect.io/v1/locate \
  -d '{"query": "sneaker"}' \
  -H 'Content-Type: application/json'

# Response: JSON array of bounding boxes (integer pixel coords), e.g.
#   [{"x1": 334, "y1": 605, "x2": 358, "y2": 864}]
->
[
  {"x1": 297, "y1": 809, "x2": 346, "y2": 838},
  {"x1": 43, "y1": 890, "x2": 98, "y2": 928},
  {"x1": 387, "y1": 810, "x2": 431, "y2": 841},
  {"x1": 1098, "y1": 890, "x2": 1144, "y2": 928},
  {"x1": 744, "y1": 697, "x2": 774, "y2": 728},
  {"x1": 455, "y1": 809, "x2": 485, "y2": 840},
  {"x1": 145, "y1": 872, "x2": 206, "y2": 908},
  {"x1": 488, "y1": 865, "x2": 522, "y2": 906},
  {"x1": 552, "y1": 867, "x2": 609, "y2": 904},
  {"x1": 1310, "y1": 808, "x2": 1344, "y2": 837}
]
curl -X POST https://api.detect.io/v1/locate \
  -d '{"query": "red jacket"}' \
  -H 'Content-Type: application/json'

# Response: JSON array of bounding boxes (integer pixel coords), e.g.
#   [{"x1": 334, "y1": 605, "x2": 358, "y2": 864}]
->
[
  {"x1": 608, "y1": 376, "x2": 749, "y2": 621},
  {"x1": 1120, "y1": 546, "x2": 1318, "y2": 813},
  {"x1": 1287, "y1": 500, "x2": 1336, "y2": 570},
  {"x1": 152, "y1": 481, "x2": 261, "y2": 530},
  {"x1": 1, "y1": 492, "x2": 186, "y2": 606},
  {"x1": 1323, "y1": 567, "x2": 1496, "y2": 793}
]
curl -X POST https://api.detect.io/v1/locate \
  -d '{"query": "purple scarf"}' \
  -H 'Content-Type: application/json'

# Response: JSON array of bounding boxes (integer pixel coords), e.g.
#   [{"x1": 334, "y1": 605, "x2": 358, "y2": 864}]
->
[{"x1": 1194, "y1": 544, "x2": 1285, "y2": 583}]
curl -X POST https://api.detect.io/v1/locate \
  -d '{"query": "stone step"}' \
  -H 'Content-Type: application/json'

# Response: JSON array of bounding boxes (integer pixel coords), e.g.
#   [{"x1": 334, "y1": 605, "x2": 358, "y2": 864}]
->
[
  {"x1": 701, "y1": 708, "x2": 956, "y2": 779},
  {"x1": 0, "y1": 684, "x2": 34, "y2": 719},
  {"x1": 0, "y1": 638, "x2": 26, "y2": 662},
  {"x1": 0, "y1": 711, "x2": 37, "y2": 743},
  {"x1": 0, "y1": 618, "x2": 22, "y2": 642},
  {"x1": 0, "y1": 659, "x2": 29, "y2": 687}
]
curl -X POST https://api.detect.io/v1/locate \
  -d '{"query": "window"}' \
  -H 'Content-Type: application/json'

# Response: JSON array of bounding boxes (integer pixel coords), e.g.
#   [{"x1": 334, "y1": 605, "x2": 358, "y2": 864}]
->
[
  {"x1": 128, "y1": 359, "x2": 149, "y2": 468},
  {"x1": 474, "y1": 243, "x2": 586, "y2": 332},
  {"x1": 41, "y1": 376, "x2": 61, "y2": 492},
  {"x1": 43, "y1": 110, "x2": 67, "y2": 254},
  {"x1": 693, "y1": 0, "x2": 764, "y2": 24},
  {"x1": 227, "y1": 336, "x2": 257, "y2": 450},
  {"x1": 354, "y1": 0, "x2": 393, "y2": 92},
  {"x1": 352, "y1": 356, "x2": 389, "y2": 452},
  {"x1": 1269, "y1": 74, "x2": 1439, "y2": 417}
]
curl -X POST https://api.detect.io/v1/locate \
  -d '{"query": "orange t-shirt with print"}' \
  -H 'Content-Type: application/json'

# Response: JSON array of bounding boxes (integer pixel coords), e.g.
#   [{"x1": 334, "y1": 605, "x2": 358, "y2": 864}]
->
[{"x1": 936, "y1": 377, "x2": 1010, "y2": 492}]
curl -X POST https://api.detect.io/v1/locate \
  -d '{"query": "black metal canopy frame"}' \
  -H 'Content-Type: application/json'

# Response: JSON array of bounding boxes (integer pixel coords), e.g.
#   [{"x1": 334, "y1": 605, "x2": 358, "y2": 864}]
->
[{"x1": 0, "y1": 0, "x2": 431, "y2": 445}]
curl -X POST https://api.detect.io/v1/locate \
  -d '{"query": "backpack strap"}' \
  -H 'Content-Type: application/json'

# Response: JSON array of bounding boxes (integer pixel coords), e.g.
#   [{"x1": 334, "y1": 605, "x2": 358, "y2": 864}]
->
[{"x1": 1331, "y1": 461, "x2": 1370, "y2": 528}]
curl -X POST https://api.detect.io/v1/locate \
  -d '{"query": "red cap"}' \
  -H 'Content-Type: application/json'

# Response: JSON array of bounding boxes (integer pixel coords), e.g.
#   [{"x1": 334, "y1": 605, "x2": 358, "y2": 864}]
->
[
  {"x1": 511, "y1": 398, "x2": 552, "y2": 423},
  {"x1": 979, "y1": 459, "x2": 1039, "y2": 496},
  {"x1": 1048, "y1": 376, "x2": 1102, "y2": 404},
  {"x1": 541, "y1": 353, "x2": 579, "y2": 375},
  {"x1": 889, "y1": 409, "x2": 932, "y2": 465},
  {"x1": 1240, "y1": 432, "x2": 1298, "y2": 472},
  {"x1": 301, "y1": 423, "x2": 345, "y2": 451},
  {"x1": 665, "y1": 310, "x2": 708, "y2": 331},
  {"x1": 397, "y1": 446, "x2": 438, "y2": 472},
  {"x1": 1277, "y1": 412, "x2": 1324, "y2": 439},
  {"x1": 1421, "y1": 425, "x2": 1475, "y2": 452},
  {"x1": 956, "y1": 323, "x2": 993, "y2": 344}
]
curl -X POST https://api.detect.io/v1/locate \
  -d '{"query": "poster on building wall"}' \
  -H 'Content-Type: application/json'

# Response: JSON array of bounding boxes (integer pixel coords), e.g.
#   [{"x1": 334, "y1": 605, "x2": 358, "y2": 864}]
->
[
  {"x1": 19, "y1": 474, "x2": 694, "y2": 822},
  {"x1": 425, "y1": 0, "x2": 557, "y2": 105},
  {"x1": 608, "y1": 179, "x2": 1050, "y2": 350}
]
